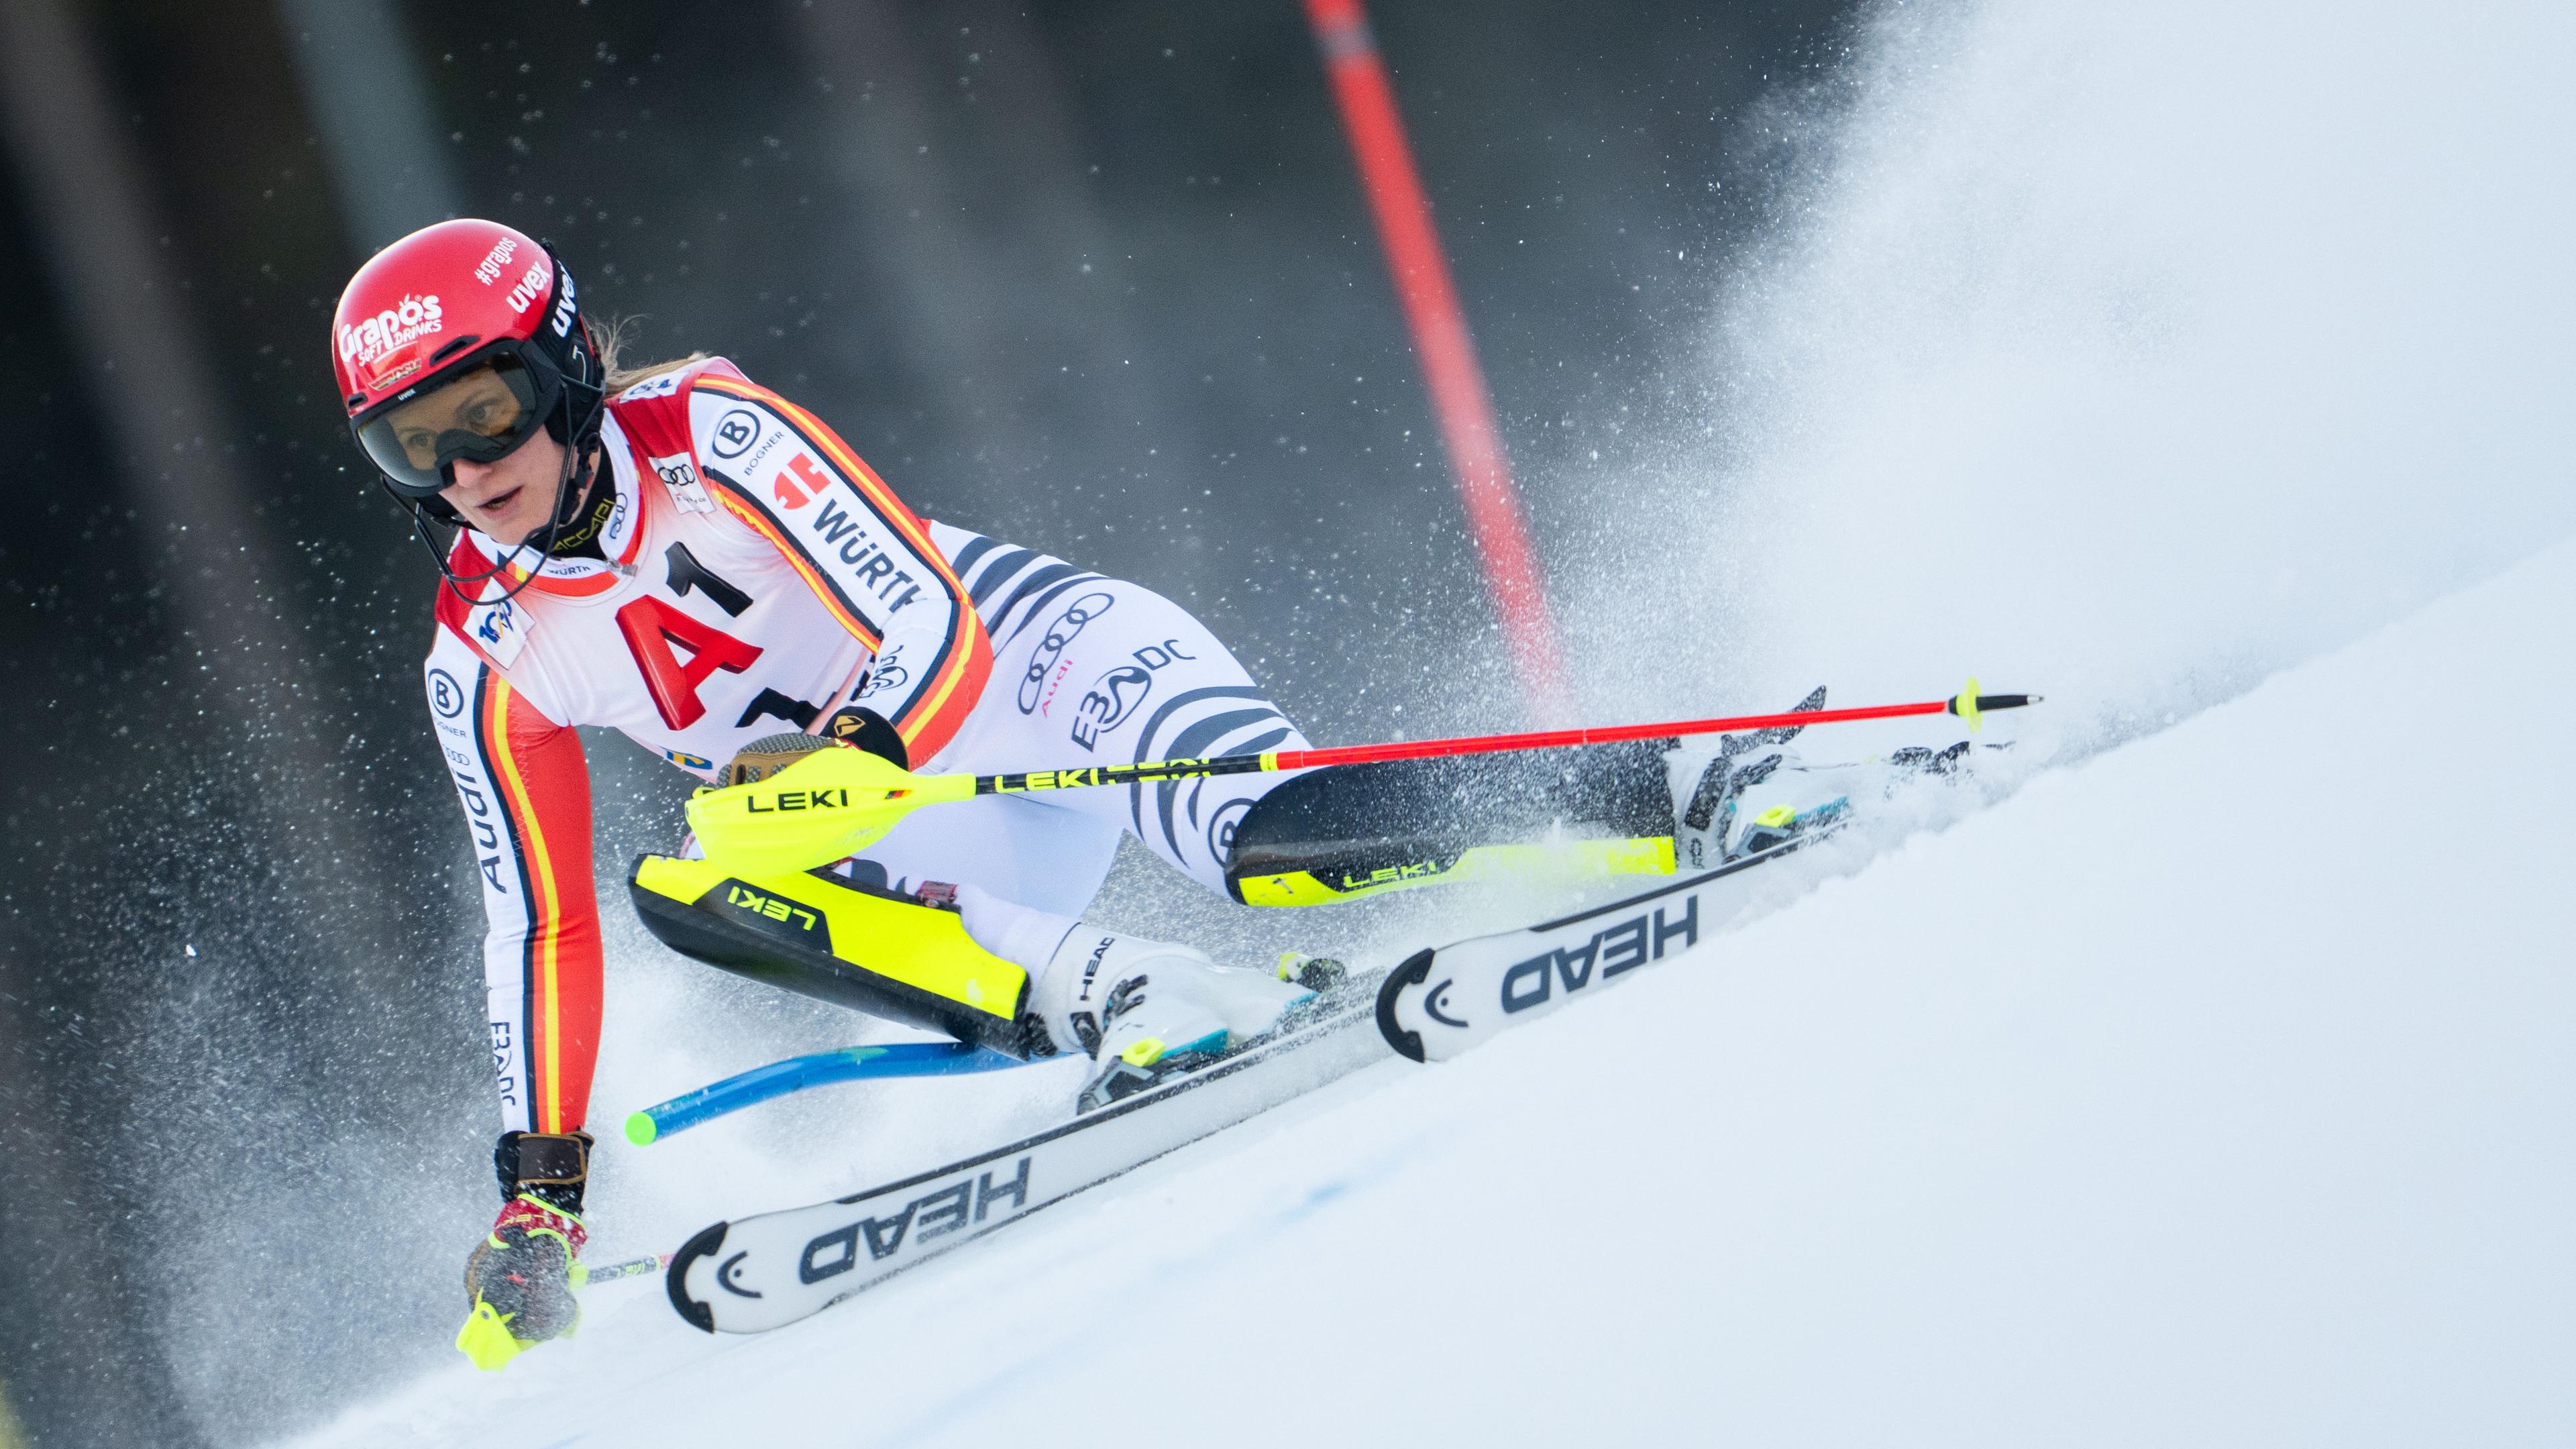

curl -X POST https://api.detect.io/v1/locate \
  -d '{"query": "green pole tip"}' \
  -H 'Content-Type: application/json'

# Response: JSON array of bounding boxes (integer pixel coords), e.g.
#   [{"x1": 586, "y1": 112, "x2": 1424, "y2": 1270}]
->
[{"x1": 623, "y1": 1110, "x2": 658, "y2": 1146}]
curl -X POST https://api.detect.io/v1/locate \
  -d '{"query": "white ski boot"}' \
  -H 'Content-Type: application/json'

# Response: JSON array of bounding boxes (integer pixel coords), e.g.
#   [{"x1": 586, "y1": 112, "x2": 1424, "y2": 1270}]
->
[
  {"x1": 1667, "y1": 686, "x2": 1833, "y2": 868},
  {"x1": 1666, "y1": 687, "x2": 1974, "y2": 867},
  {"x1": 1030, "y1": 928, "x2": 1316, "y2": 1113}
]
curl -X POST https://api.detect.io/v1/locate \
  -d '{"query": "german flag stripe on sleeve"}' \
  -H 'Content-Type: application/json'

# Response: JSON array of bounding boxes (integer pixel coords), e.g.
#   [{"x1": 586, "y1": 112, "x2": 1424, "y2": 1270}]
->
[
  {"x1": 688, "y1": 376, "x2": 991, "y2": 760},
  {"x1": 710, "y1": 486, "x2": 884, "y2": 649},
  {"x1": 696, "y1": 378, "x2": 949, "y2": 561},
  {"x1": 430, "y1": 628, "x2": 603, "y2": 1138}
]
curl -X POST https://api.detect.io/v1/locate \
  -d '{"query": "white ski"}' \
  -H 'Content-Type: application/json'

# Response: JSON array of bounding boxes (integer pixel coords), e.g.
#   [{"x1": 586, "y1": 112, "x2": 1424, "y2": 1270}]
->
[
  {"x1": 665, "y1": 971, "x2": 1389, "y2": 1334},
  {"x1": 1373, "y1": 834, "x2": 1822, "y2": 1063},
  {"x1": 663, "y1": 837, "x2": 1825, "y2": 1334}
]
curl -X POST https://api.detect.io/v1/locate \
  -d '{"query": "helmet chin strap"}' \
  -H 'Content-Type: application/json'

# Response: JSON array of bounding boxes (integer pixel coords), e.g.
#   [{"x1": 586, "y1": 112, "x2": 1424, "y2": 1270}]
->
[{"x1": 401, "y1": 381, "x2": 600, "y2": 609}]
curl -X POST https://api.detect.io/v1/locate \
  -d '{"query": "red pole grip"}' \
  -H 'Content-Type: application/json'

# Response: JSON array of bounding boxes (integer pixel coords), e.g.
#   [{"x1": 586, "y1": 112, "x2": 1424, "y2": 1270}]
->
[{"x1": 1268, "y1": 698, "x2": 1956, "y2": 771}]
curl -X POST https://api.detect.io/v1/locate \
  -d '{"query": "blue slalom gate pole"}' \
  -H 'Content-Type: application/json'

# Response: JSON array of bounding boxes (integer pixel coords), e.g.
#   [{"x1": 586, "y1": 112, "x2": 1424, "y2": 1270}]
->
[{"x1": 625, "y1": 1041, "x2": 1029, "y2": 1144}]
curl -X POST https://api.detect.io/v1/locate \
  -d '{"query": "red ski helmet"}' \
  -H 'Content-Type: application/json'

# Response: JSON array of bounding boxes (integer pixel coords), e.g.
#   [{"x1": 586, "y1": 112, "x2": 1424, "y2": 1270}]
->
[{"x1": 331, "y1": 219, "x2": 604, "y2": 503}]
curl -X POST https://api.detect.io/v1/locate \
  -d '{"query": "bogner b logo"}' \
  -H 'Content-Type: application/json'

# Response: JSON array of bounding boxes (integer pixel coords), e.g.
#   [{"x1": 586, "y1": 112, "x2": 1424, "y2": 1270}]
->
[
  {"x1": 1498, "y1": 896, "x2": 1699, "y2": 1014},
  {"x1": 796, "y1": 1156, "x2": 1034, "y2": 1285}
]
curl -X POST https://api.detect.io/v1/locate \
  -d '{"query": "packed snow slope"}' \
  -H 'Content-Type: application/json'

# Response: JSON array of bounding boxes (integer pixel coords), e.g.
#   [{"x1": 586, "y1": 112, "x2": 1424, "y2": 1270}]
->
[
  {"x1": 283, "y1": 539, "x2": 2574, "y2": 1446},
  {"x1": 249, "y1": 0, "x2": 2576, "y2": 1440}
]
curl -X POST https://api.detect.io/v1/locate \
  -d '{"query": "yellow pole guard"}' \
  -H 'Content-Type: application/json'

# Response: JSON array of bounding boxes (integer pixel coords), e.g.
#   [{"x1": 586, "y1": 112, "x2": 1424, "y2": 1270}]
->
[
  {"x1": 1955, "y1": 675, "x2": 1982, "y2": 733},
  {"x1": 455, "y1": 1297, "x2": 537, "y2": 1372},
  {"x1": 685, "y1": 747, "x2": 975, "y2": 876}
]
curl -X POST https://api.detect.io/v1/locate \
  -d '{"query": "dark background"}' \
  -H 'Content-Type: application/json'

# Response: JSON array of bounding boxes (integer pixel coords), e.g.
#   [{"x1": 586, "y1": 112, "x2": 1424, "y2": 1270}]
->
[{"x1": 0, "y1": 1, "x2": 1850, "y2": 1444}]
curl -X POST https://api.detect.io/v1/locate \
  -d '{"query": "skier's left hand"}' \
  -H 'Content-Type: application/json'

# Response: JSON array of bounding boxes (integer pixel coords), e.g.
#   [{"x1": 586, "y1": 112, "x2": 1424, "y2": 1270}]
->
[
  {"x1": 456, "y1": 1195, "x2": 585, "y2": 1371},
  {"x1": 691, "y1": 729, "x2": 970, "y2": 875}
]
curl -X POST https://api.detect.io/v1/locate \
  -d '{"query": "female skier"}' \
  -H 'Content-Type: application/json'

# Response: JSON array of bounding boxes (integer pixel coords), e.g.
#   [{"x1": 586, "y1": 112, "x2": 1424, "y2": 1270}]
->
[{"x1": 333, "y1": 219, "x2": 1844, "y2": 1365}]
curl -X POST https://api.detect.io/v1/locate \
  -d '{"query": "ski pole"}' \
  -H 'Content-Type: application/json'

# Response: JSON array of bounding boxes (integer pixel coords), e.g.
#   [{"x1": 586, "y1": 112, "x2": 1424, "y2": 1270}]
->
[
  {"x1": 688, "y1": 679, "x2": 2037, "y2": 875},
  {"x1": 623, "y1": 1040, "x2": 1026, "y2": 1146},
  {"x1": 581, "y1": 1251, "x2": 671, "y2": 1289},
  {"x1": 977, "y1": 678, "x2": 2037, "y2": 792}
]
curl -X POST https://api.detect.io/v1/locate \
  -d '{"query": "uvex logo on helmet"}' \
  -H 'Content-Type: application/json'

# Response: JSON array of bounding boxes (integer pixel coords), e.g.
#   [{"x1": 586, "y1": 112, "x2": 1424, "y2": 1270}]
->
[
  {"x1": 504, "y1": 258, "x2": 550, "y2": 315},
  {"x1": 548, "y1": 268, "x2": 578, "y2": 338}
]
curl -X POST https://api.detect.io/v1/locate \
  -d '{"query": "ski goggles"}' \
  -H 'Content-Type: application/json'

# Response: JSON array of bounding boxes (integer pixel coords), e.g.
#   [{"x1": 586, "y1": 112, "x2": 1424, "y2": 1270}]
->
[{"x1": 352, "y1": 350, "x2": 561, "y2": 498}]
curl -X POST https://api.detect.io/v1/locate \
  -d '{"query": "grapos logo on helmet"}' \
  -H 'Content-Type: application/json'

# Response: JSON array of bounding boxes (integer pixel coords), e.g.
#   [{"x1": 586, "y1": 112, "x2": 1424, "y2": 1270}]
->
[
  {"x1": 338, "y1": 293, "x2": 444, "y2": 369},
  {"x1": 472, "y1": 235, "x2": 520, "y2": 285}
]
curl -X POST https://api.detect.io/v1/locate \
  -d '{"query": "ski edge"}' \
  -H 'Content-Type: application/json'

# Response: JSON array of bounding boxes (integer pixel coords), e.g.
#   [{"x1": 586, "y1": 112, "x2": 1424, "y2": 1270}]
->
[
  {"x1": 663, "y1": 975, "x2": 1388, "y2": 1333},
  {"x1": 1373, "y1": 830, "x2": 1839, "y2": 1060}
]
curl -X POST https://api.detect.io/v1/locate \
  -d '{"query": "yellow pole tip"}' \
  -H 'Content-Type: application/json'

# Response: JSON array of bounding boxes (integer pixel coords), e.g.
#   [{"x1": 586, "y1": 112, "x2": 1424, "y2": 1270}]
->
[
  {"x1": 623, "y1": 1110, "x2": 657, "y2": 1146},
  {"x1": 455, "y1": 1299, "x2": 534, "y2": 1373}
]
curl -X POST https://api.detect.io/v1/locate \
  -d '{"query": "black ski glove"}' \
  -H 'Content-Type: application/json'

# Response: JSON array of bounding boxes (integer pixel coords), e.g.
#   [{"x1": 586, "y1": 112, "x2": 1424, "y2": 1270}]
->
[{"x1": 818, "y1": 705, "x2": 910, "y2": 771}]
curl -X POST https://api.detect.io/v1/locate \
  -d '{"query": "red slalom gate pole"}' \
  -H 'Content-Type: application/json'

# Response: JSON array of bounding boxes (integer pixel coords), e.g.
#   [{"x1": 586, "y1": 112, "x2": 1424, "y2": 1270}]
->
[{"x1": 1303, "y1": 0, "x2": 1566, "y2": 716}]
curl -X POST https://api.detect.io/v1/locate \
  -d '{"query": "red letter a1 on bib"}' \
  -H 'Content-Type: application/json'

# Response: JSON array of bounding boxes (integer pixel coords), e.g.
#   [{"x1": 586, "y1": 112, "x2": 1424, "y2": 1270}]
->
[{"x1": 617, "y1": 595, "x2": 763, "y2": 729}]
